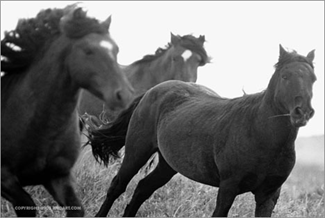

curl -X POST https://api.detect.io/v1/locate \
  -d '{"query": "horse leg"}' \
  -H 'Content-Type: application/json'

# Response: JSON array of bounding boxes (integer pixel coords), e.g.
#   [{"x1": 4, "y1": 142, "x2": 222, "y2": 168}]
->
[
  {"x1": 211, "y1": 180, "x2": 239, "y2": 217},
  {"x1": 123, "y1": 153, "x2": 177, "y2": 217},
  {"x1": 44, "y1": 174, "x2": 84, "y2": 217},
  {"x1": 95, "y1": 142, "x2": 156, "y2": 217},
  {"x1": 1, "y1": 169, "x2": 36, "y2": 216},
  {"x1": 254, "y1": 187, "x2": 281, "y2": 217}
]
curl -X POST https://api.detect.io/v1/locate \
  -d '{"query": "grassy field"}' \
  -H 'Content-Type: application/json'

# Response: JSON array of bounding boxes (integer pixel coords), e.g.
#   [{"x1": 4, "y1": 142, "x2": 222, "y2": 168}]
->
[{"x1": 1, "y1": 135, "x2": 324, "y2": 217}]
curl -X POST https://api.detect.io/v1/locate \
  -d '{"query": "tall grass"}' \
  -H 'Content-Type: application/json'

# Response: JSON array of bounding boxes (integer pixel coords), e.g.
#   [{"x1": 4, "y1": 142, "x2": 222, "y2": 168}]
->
[{"x1": 1, "y1": 142, "x2": 324, "y2": 217}]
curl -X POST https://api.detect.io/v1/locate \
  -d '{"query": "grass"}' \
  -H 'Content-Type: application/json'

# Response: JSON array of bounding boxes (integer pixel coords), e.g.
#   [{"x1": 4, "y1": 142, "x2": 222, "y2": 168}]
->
[{"x1": 1, "y1": 138, "x2": 324, "y2": 217}]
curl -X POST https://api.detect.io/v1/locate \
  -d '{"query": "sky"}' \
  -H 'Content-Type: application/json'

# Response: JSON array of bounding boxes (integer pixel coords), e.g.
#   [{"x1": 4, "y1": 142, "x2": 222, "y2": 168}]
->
[{"x1": 1, "y1": 1, "x2": 324, "y2": 137}]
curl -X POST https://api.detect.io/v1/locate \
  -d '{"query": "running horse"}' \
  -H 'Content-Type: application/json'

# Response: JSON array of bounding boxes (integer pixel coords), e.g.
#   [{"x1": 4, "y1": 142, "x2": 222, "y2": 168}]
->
[
  {"x1": 1, "y1": 5, "x2": 133, "y2": 217},
  {"x1": 78, "y1": 33, "x2": 209, "y2": 124},
  {"x1": 89, "y1": 45, "x2": 316, "y2": 217}
]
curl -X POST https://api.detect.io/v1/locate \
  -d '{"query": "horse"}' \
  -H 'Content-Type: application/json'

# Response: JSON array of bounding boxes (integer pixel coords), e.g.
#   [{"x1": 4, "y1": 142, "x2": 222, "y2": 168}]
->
[
  {"x1": 88, "y1": 45, "x2": 316, "y2": 217},
  {"x1": 78, "y1": 33, "x2": 209, "y2": 123},
  {"x1": 1, "y1": 5, "x2": 133, "y2": 217}
]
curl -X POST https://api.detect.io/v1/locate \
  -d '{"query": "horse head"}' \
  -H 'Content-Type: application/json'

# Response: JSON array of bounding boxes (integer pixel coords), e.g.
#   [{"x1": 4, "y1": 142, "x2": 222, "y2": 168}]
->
[
  {"x1": 165, "y1": 33, "x2": 209, "y2": 82},
  {"x1": 273, "y1": 45, "x2": 316, "y2": 127},
  {"x1": 60, "y1": 8, "x2": 134, "y2": 111}
]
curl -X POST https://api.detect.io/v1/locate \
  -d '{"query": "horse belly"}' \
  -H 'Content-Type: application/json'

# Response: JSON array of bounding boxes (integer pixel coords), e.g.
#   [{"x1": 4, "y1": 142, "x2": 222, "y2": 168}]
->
[
  {"x1": 157, "y1": 125, "x2": 220, "y2": 187},
  {"x1": 159, "y1": 146, "x2": 220, "y2": 187}
]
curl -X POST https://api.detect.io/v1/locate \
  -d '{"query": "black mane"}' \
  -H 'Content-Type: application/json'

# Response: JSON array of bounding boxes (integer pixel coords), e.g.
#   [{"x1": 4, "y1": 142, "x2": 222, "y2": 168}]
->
[
  {"x1": 274, "y1": 49, "x2": 314, "y2": 71},
  {"x1": 132, "y1": 34, "x2": 209, "y2": 66},
  {"x1": 1, "y1": 4, "x2": 107, "y2": 75},
  {"x1": 178, "y1": 34, "x2": 209, "y2": 66},
  {"x1": 216, "y1": 92, "x2": 265, "y2": 130}
]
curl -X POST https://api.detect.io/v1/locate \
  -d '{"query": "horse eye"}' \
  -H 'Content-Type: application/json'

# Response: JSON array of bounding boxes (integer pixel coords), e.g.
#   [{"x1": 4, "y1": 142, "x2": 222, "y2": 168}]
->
[
  {"x1": 282, "y1": 75, "x2": 288, "y2": 80},
  {"x1": 83, "y1": 48, "x2": 94, "y2": 55}
]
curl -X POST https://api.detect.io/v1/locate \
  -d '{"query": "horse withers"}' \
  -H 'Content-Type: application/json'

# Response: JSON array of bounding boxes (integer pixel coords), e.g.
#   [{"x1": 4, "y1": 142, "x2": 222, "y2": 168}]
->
[
  {"x1": 78, "y1": 33, "x2": 209, "y2": 124},
  {"x1": 89, "y1": 45, "x2": 316, "y2": 217},
  {"x1": 1, "y1": 5, "x2": 133, "y2": 217}
]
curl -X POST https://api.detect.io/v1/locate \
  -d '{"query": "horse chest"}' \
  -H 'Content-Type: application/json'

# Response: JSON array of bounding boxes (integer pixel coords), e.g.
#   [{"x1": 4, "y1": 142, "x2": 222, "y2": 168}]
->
[
  {"x1": 14, "y1": 129, "x2": 80, "y2": 184},
  {"x1": 237, "y1": 148, "x2": 295, "y2": 193}
]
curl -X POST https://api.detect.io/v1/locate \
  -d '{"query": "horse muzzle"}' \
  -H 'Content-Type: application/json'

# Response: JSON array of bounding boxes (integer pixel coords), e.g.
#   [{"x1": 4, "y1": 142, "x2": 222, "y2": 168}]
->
[
  {"x1": 105, "y1": 87, "x2": 134, "y2": 111},
  {"x1": 290, "y1": 107, "x2": 315, "y2": 127}
]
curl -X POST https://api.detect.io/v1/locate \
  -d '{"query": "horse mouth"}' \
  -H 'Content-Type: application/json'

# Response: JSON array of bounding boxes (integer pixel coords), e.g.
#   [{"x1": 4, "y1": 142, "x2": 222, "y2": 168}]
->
[
  {"x1": 290, "y1": 116, "x2": 308, "y2": 127},
  {"x1": 290, "y1": 107, "x2": 314, "y2": 127}
]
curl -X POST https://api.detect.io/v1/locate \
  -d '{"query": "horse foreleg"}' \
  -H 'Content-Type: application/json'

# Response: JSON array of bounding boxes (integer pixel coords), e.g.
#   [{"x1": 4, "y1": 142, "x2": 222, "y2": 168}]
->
[
  {"x1": 123, "y1": 153, "x2": 177, "y2": 217},
  {"x1": 212, "y1": 180, "x2": 239, "y2": 217},
  {"x1": 1, "y1": 169, "x2": 36, "y2": 216},
  {"x1": 254, "y1": 187, "x2": 281, "y2": 217},
  {"x1": 44, "y1": 175, "x2": 84, "y2": 217}
]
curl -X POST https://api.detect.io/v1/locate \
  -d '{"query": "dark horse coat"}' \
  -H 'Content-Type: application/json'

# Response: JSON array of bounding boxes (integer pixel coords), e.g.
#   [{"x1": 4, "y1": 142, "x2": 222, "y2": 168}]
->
[{"x1": 90, "y1": 45, "x2": 316, "y2": 217}]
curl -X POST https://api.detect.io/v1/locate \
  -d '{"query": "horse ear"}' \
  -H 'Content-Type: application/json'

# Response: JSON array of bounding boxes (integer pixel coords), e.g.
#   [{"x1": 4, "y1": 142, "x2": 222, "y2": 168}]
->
[
  {"x1": 72, "y1": 8, "x2": 83, "y2": 18},
  {"x1": 199, "y1": 35, "x2": 205, "y2": 44},
  {"x1": 171, "y1": 32, "x2": 179, "y2": 45},
  {"x1": 306, "y1": 49, "x2": 315, "y2": 62},
  {"x1": 279, "y1": 44, "x2": 287, "y2": 60},
  {"x1": 60, "y1": 4, "x2": 80, "y2": 33},
  {"x1": 102, "y1": 15, "x2": 112, "y2": 30}
]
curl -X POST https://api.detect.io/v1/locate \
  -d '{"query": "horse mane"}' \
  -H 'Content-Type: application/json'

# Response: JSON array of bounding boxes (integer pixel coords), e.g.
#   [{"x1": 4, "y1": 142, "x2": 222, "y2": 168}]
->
[
  {"x1": 131, "y1": 44, "x2": 172, "y2": 65},
  {"x1": 1, "y1": 4, "x2": 108, "y2": 76},
  {"x1": 219, "y1": 92, "x2": 265, "y2": 122},
  {"x1": 274, "y1": 49, "x2": 314, "y2": 71},
  {"x1": 131, "y1": 34, "x2": 209, "y2": 66},
  {"x1": 178, "y1": 34, "x2": 209, "y2": 66}
]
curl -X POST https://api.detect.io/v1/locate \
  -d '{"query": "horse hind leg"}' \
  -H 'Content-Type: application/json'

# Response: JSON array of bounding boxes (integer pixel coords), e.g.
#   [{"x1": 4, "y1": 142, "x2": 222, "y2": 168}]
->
[
  {"x1": 123, "y1": 153, "x2": 177, "y2": 217},
  {"x1": 1, "y1": 168, "x2": 37, "y2": 216},
  {"x1": 95, "y1": 140, "x2": 157, "y2": 217},
  {"x1": 44, "y1": 174, "x2": 84, "y2": 217}
]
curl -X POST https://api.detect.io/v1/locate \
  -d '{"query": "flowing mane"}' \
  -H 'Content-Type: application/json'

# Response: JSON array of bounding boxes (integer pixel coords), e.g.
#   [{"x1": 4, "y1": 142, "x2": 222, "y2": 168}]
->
[
  {"x1": 132, "y1": 34, "x2": 209, "y2": 66},
  {"x1": 1, "y1": 5, "x2": 107, "y2": 76},
  {"x1": 178, "y1": 34, "x2": 209, "y2": 66}
]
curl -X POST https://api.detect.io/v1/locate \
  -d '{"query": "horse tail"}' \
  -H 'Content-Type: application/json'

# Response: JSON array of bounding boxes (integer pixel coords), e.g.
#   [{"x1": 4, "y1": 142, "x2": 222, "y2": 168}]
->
[{"x1": 88, "y1": 94, "x2": 145, "y2": 166}]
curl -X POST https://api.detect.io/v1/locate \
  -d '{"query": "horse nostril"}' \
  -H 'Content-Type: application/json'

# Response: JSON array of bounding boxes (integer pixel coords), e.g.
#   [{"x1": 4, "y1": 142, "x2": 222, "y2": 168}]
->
[
  {"x1": 115, "y1": 90, "x2": 123, "y2": 102},
  {"x1": 309, "y1": 109, "x2": 315, "y2": 118},
  {"x1": 294, "y1": 107, "x2": 303, "y2": 116}
]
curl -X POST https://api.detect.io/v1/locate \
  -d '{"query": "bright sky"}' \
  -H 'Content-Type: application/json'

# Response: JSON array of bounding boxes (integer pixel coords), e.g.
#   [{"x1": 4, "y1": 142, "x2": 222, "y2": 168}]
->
[{"x1": 1, "y1": 1, "x2": 324, "y2": 137}]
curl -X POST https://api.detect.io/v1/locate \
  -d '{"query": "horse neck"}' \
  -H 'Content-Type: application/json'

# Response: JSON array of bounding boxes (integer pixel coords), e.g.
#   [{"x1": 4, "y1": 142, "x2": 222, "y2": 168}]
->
[
  {"x1": 256, "y1": 73, "x2": 299, "y2": 147},
  {"x1": 124, "y1": 57, "x2": 172, "y2": 96},
  {"x1": 24, "y1": 37, "x2": 80, "y2": 121}
]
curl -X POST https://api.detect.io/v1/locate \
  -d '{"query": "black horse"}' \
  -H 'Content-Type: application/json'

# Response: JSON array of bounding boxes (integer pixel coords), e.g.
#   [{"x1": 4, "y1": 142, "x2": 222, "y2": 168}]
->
[
  {"x1": 89, "y1": 45, "x2": 316, "y2": 217},
  {"x1": 1, "y1": 5, "x2": 133, "y2": 217}
]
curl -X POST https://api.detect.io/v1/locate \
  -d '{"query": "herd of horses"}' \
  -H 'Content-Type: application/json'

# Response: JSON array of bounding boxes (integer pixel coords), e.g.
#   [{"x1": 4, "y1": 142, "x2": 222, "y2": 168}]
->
[
  {"x1": 78, "y1": 32, "x2": 209, "y2": 125},
  {"x1": 1, "y1": 4, "x2": 317, "y2": 217}
]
